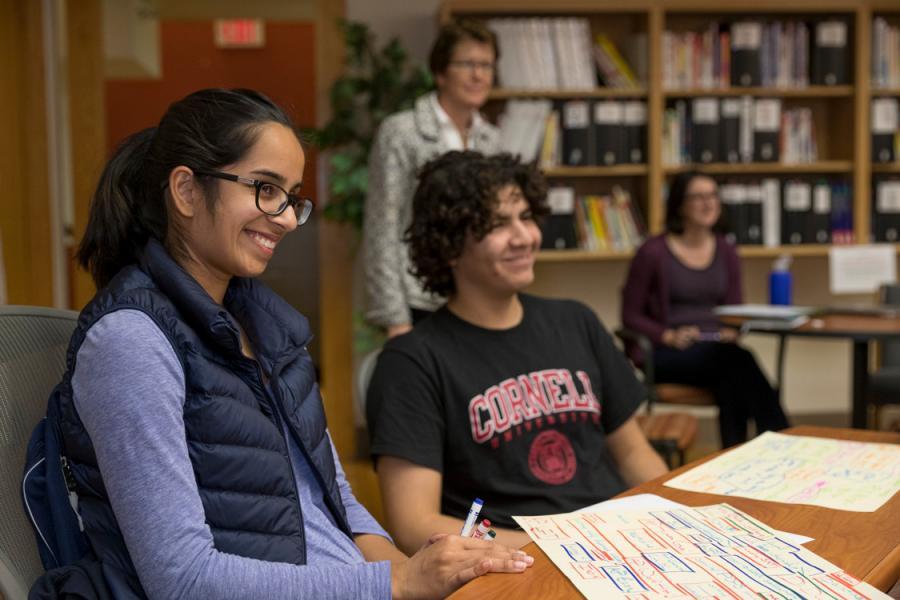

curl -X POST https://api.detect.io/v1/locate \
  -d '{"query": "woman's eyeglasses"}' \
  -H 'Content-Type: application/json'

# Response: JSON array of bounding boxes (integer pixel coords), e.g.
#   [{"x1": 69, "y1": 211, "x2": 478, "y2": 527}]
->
[{"x1": 193, "y1": 169, "x2": 313, "y2": 225}]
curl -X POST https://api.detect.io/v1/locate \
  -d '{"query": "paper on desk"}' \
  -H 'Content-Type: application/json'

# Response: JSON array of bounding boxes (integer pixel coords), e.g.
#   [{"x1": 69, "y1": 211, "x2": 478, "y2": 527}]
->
[
  {"x1": 577, "y1": 493, "x2": 812, "y2": 544},
  {"x1": 514, "y1": 503, "x2": 888, "y2": 600},
  {"x1": 713, "y1": 304, "x2": 817, "y2": 320},
  {"x1": 665, "y1": 431, "x2": 900, "y2": 512},
  {"x1": 829, "y1": 244, "x2": 897, "y2": 294}
]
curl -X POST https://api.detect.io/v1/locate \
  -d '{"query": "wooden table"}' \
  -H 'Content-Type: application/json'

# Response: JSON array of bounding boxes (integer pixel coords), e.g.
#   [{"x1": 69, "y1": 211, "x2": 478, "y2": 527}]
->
[
  {"x1": 721, "y1": 313, "x2": 900, "y2": 429},
  {"x1": 448, "y1": 426, "x2": 900, "y2": 599}
]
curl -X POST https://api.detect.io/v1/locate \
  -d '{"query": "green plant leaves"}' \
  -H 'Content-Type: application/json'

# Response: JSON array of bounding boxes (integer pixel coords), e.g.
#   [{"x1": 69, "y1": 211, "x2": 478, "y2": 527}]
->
[{"x1": 308, "y1": 20, "x2": 433, "y2": 231}]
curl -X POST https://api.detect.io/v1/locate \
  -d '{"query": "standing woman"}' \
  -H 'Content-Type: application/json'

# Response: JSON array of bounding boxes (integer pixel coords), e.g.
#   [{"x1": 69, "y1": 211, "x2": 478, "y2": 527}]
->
[
  {"x1": 37, "y1": 89, "x2": 531, "y2": 599},
  {"x1": 621, "y1": 171, "x2": 790, "y2": 448},
  {"x1": 363, "y1": 20, "x2": 501, "y2": 337}
]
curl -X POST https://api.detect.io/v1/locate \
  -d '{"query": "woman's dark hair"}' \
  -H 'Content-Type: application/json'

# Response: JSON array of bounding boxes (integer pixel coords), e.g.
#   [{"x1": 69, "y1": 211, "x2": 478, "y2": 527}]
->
[
  {"x1": 76, "y1": 88, "x2": 297, "y2": 288},
  {"x1": 405, "y1": 151, "x2": 548, "y2": 297},
  {"x1": 428, "y1": 19, "x2": 499, "y2": 77},
  {"x1": 664, "y1": 170, "x2": 727, "y2": 235}
]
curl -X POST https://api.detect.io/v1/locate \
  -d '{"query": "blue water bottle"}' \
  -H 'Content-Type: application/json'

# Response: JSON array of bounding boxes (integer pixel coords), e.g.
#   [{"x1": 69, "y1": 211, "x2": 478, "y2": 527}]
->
[{"x1": 769, "y1": 256, "x2": 793, "y2": 305}]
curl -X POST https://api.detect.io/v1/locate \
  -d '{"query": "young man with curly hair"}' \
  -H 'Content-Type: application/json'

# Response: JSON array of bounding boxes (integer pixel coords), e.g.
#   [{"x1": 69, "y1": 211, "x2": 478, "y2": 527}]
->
[{"x1": 366, "y1": 151, "x2": 668, "y2": 553}]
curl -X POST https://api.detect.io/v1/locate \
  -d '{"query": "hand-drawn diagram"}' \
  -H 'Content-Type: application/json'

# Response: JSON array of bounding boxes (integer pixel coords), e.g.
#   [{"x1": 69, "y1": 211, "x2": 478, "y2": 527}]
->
[
  {"x1": 663, "y1": 432, "x2": 900, "y2": 512},
  {"x1": 514, "y1": 503, "x2": 889, "y2": 599}
]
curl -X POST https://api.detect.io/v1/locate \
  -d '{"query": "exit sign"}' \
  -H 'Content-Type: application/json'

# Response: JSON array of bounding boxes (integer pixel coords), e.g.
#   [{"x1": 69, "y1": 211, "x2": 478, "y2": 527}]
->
[{"x1": 214, "y1": 19, "x2": 265, "y2": 48}]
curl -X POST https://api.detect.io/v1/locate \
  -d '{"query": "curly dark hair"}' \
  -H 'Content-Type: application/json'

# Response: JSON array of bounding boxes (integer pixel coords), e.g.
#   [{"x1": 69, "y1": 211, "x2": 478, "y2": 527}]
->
[{"x1": 405, "y1": 151, "x2": 549, "y2": 297}]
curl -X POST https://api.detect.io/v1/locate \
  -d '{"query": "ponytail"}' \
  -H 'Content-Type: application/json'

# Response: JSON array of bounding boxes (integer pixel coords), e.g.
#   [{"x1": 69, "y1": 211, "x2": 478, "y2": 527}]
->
[{"x1": 76, "y1": 128, "x2": 165, "y2": 288}]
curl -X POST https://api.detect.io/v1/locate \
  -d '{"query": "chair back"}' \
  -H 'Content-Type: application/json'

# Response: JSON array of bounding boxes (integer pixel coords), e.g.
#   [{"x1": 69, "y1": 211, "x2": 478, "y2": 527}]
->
[
  {"x1": 881, "y1": 284, "x2": 900, "y2": 366},
  {"x1": 354, "y1": 349, "x2": 382, "y2": 419},
  {"x1": 0, "y1": 306, "x2": 78, "y2": 599}
]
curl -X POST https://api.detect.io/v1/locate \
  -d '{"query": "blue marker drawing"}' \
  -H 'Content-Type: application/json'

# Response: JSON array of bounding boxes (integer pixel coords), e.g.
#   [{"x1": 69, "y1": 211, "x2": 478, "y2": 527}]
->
[
  {"x1": 561, "y1": 541, "x2": 594, "y2": 562},
  {"x1": 600, "y1": 564, "x2": 647, "y2": 593},
  {"x1": 642, "y1": 551, "x2": 694, "y2": 573},
  {"x1": 719, "y1": 554, "x2": 805, "y2": 600}
]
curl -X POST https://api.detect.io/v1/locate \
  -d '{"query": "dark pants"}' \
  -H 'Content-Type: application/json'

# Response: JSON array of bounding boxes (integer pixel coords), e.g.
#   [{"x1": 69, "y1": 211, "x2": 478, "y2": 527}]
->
[{"x1": 653, "y1": 342, "x2": 790, "y2": 448}]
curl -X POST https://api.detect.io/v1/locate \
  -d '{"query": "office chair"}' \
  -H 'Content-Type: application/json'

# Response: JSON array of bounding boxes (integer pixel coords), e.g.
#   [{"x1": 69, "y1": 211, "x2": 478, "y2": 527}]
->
[
  {"x1": 0, "y1": 306, "x2": 78, "y2": 600},
  {"x1": 615, "y1": 328, "x2": 713, "y2": 467},
  {"x1": 869, "y1": 284, "x2": 900, "y2": 430}
]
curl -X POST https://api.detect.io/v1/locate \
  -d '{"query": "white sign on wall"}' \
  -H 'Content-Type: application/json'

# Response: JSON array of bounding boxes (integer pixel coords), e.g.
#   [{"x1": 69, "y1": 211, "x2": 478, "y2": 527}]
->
[{"x1": 829, "y1": 245, "x2": 897, "y2": 294}]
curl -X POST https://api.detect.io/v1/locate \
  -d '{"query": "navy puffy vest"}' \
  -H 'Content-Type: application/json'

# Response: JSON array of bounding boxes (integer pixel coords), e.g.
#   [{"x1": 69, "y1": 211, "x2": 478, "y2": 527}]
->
[{"x1": 55, "y1": 239, "x2": 351, "y2": 595}]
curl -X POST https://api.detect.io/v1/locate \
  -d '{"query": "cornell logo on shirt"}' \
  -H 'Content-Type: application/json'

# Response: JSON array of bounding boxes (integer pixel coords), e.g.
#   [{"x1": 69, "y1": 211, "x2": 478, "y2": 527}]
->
[{"x1": 467, "y1": 368, "x2": 601, "y2": 446}]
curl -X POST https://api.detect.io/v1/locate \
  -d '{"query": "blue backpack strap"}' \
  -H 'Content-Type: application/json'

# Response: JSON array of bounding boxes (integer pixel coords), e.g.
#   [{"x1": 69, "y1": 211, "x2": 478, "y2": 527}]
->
[{"x1": 22, "y1": 386, "x2": 90, "y2": 570}]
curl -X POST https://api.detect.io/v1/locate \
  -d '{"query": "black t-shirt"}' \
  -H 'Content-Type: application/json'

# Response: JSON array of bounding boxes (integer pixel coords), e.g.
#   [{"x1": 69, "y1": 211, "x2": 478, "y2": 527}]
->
[{"x1": 366, "y1": 294, "x2": 644, "y2": 529}]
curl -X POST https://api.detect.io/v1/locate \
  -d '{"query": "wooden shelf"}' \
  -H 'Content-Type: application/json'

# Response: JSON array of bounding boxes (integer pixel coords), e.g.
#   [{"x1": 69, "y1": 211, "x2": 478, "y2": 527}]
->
[
  {"x1": 535, "y1": 244, "x2": 894, "y2": 264},
  {"x1": 663, "y1": 161, "x2": 853, "y2": 175},
  {"x1": 872, "y1": 163, "x2": 900, "y2": 174},
  {"x1": 664, "y1": 86, "x2": 853, "y2": 98},
  {"x1": 536, "y1": 249, "x2": 635, "y2": 262},
  {"x1": 490, "y1": 88, "x2": 647, "y2": 100},
  {"x1": 543, "y1": 165, "x2": 648, "y2": 177},
  {"x1": 738, "y1": 245, "x2": 830, "y2": 258},
  {"x1": 871, "y1": 87, "x2": 900, "y2": 97}
]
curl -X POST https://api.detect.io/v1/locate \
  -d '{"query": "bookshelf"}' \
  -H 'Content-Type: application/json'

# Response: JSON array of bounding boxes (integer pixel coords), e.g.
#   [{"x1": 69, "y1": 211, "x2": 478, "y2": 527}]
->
[{"x1": 441, "y1": 0, "x2": 900, "y2": 261}]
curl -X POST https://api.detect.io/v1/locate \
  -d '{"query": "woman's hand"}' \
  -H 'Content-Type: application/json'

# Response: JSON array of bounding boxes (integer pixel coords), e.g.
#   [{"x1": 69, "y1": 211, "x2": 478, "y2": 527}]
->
[
  {"x1": 390, "y1": 534, "x2": 533, "y2": 600},
  {"x1": 719, "y1": 327, "x2": 740, "y2": 343},
  {"x1": 662, "y1": 326, "x2": 700, "y2": 350}
]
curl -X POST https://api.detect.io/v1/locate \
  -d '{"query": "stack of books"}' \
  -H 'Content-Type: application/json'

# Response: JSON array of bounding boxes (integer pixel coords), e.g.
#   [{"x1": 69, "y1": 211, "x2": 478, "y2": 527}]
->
[
  {"x1": 487, "y1": 17, "x2": 643, "y2": 90},
  {"x1": 872, "y1": 17, "x2": 900, "y2": 89},
  {"x1": 664, "y1": 20, "x2": 853, "y2": 89},
  {"x1": 663, "y1": 97, "x2": 817, "y2": 165},
  {"x1": 541, "y1": 186, "x2": 646, "y2": 252}
]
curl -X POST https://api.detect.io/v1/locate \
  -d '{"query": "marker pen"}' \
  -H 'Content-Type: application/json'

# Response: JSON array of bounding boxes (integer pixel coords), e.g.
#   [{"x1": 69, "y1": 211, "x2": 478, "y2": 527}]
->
[
  {"x1": 471, "y1": 519, "x2": 492, "y2": 540},
  {"x1": 485, "y1": 530, "x2": 497, "y2": 541},
  {"x1": 696, "y1": 331, "x2": 722, "y2": 342},
  {"x1": 460, "y1": 498, "x2": 484, "y2": 537}
]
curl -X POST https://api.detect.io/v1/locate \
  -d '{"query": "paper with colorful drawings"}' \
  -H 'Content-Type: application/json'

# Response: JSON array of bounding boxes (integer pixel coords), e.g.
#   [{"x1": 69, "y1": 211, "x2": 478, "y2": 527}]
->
[
  {"x1": 663, "y1": 432, "x2": 900, "y2": 512},
  {"x1": 513, "y1": 503, "x2": 889, "y2": 599}
]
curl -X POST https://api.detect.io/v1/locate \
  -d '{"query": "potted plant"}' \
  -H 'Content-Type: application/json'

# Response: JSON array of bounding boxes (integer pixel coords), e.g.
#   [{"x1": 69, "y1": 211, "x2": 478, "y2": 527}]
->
[{"x1": 307, "y1": 20, "x2": 433, "y2": 231}]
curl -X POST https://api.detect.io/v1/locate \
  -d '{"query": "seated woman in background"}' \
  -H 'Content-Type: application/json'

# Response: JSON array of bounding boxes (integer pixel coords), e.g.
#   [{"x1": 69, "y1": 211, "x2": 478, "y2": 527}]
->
[
  {"x1": 621, "y1": 171, "x2": 790, "y2": 448},
  {"x1": 36, "y1": 88, "x2": 531, "y2": 599}
]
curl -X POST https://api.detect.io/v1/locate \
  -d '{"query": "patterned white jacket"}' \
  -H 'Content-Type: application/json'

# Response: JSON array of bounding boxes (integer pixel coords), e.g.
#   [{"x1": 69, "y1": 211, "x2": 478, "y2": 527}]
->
[{"x1": 362, "y1": 92, "x2": 500, "y2": 328}]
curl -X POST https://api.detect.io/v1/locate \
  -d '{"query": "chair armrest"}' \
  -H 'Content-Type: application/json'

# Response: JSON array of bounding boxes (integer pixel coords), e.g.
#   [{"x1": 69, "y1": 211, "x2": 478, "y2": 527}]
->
[{"x1": 614, "y1": 328, "x2": 658, "y2": 409}]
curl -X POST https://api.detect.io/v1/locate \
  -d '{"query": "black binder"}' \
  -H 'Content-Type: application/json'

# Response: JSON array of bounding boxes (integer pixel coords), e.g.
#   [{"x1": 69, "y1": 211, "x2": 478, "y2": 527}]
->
[
  {"x1": 730, "y1": 22, "x2": 763, "y2": 87},
  {"x1": 782, "y1": 180, "x2": 812, "y2": 245},
  {"x1": 744, "y1": 184, "x2": 764, "y2": 245},
  {"x1": 623, "y1": 101, "x2": 647, "y2": 164},
  {"x1": 720, "y1": 98, "x2": 742, "y2": 163},
  {"x1": 812, "y1": 20, "x2": 848, "y2": 86},
  {"x1": 540, "y1": 187, "x2": 578, "y2": 249},
  {"x1": 593, "y1": 100, "x2": 624, "y2": 166},
  {"x1": 719, "y1": 183, "x2": 745, "y2": 244},
  {"x1": 872, "y1": 98, "x2": 898, "y2": 164},
  {"x1": 812, "y1": 180, "x2": 832, "y2": 244},
  {"x1": 561, "y1": 100, "x2": 594, "y2": 166},
  {"x1": 753, "y1": 98, "x2": 781, "y2": 162},
  {"x1": 691, "y1": 98, "x2": 719, "y2": 164},
  {"x1": 874, "y1": 179, "x2": 900, "y2": 243}
]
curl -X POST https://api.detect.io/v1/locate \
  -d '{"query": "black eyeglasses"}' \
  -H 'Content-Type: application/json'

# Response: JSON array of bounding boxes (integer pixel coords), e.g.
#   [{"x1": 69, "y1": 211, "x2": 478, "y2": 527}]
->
[{"x1": 193, "y1": 169, "x2": 313, "y2": 225}]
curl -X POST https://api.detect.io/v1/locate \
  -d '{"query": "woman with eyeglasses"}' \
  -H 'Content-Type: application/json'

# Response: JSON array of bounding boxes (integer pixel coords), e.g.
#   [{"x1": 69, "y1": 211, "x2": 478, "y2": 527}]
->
[
  {"x1": 363, "y1": 20, "x2": 501, "y2": 339},
  {"x1": 621, "y1": 171, "x2": 789, "y2": 448},
  {"x1": 36, "y1": 88, "x2": 531, "y2": 599}
]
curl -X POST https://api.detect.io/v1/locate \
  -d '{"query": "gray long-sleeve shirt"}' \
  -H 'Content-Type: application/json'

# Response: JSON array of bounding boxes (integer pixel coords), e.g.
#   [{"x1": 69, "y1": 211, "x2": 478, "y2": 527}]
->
[
  {"x1": 71, "y1": 309, "x2": 392, "y2": 599},
  {"x1": 362, "y1": 92, "x2": 500, "y2": 328}
]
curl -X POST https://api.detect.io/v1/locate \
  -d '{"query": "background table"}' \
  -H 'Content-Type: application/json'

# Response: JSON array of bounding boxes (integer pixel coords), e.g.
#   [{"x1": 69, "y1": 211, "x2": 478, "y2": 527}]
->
[
  {"x1": 448, "y1": 426, "x2": 900, "y2": 599},
  {"x1": 721, "y1": 314, "x2": 900, "y2": 428}
]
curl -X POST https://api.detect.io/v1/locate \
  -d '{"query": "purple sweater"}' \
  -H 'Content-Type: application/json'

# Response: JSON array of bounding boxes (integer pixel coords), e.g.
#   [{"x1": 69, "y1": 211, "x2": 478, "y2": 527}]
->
[{"x1": 621, "y1": 234, "x2": 743, "y2": 365}]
